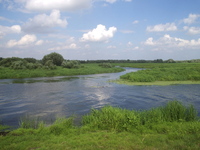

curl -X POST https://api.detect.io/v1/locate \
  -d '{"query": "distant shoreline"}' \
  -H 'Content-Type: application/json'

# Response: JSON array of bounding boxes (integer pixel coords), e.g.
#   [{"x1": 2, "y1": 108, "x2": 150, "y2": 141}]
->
[{"x1": 113, "y1": 79, "x2": 200, "y2": 86}]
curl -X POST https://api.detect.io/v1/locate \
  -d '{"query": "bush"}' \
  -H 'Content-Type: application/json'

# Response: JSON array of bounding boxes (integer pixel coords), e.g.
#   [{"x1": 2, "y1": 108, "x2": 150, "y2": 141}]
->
[
  {"x1": 99, "y1": 63, "x2": 113, "y2": 68},
  {"x1": 11, "y1": 60, "x2": 27, "y2": 69},
  {"x1": 44, "y1": 60, "x2": 56, "y2": 70},
  {"x1": 62, "y1": 60, "x2": 80, "y2": 69},
  {"x1": 0, "y1": 57, "x2": 24, "y2": 67},
  {"x1": 23, "y1": 58, "x2": 37, "y2": 63},
  {"x1": 42, "y1": 52, "x2": 64, "y2": 66}
]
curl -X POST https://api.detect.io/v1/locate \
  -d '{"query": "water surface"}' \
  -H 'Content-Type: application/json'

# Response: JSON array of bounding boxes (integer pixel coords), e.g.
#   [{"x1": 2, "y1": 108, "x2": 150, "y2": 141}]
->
[{"x1": 0, "y1": 68, "x2": 200, "y2": 128}]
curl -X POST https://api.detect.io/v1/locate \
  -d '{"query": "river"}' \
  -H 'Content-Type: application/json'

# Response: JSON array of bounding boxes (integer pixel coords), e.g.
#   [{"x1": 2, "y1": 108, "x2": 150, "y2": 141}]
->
[{"x1": 0, "y1": 67, "x2": 200, "y2": 128}]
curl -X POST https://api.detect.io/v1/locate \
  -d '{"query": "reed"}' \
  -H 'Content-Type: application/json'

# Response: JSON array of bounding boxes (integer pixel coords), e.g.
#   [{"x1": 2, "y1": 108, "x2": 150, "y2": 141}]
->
[
  {"x1": 82, "y1": 101, "x2": 198, "y2": 132},
  {"x1": 1, "y1": 100, "x2": 200, "y2": 150},
  {"x1": 119, "y1": 63, "x2": 200, "y2": 82}
]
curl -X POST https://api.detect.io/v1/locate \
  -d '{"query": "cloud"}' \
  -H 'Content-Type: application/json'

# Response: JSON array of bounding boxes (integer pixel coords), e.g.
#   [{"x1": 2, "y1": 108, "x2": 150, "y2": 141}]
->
[
  {"x1": 144, "y1": 37, "x2": 155, "y2": 46},
  {"x1": 120, "y1": 30, "x2": 134, "y2": 34},
  {"x1": 35, "y1": 40, "x2": 44, "y2": 46},
  {"x1": 48, "y1": 43, "x2": 78, "y2": 51},
  {"x1": 184, "y1": 26, "x2": 200, "y2": 35},
  {"x1": 0, "y1": 25, "x2": 21, "y2": 38},
  {"x1": 24, "y1": 0, "x2": 92, "y2": 12},
  {"x1": 6, "y1": 34, "x2": 39, "y2": 48},
  {"x1": 146, "y1": 23, "x2": 177, "y2": 32},
  {"x1": 183, "y1": 14, "x2": 200, "y2": 24},
  {"x1": 80, "y1": 24, "x2": 117, "y2": 42},
  {"x1": 107, "y1": 45, "x2": 116, "y2": 49},
  {"x1": 22, "y1": 9, "x2": 67, "y2": 33},
  {"x1": 127, "y1": 41, "x2": 133, "y2": 46},
  {"x1": 144, "y1": 34, "x2": 200, "y2": 49},
  {"x1": 132, "y1": 20, "x2": 139, "y2": 24},
  {"x1": 0, "y1": 16, "x2": 13, "y2": 22},
  {"x1": 105, "y1": 0, "x2": 117, "y2": 3}
]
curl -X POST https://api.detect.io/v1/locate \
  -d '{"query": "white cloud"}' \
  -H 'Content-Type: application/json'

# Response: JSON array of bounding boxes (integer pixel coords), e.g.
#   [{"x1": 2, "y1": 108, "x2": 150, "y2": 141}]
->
[
  {"x1": 22, "y1": 9, "x2": 67, "y2": 33},
  {"x1": 6, "y1": 34, "x2": 38, "y2": 48},
  {"x1": 0, "y1": 16, "x2": 13, "y2": 22},
  {"x1": 0, "y1": 25, "x2": 21, "y2": 38},
  {"x1": 80, "y1": 24, "x2": 117, "y2": 42},
  {"x1": 144, "y1": 37, "x2": 155, "y2": 45},
  {"x1": 184, "y1": 26, "x2": 200, "y2": 35},
  {"x1": 107, "y1": 45, "x2": 116, "y2": 49},
  {"x1": 146, "y1": 23, "x2": 177, "y2": 32},
  {"x1": 35, "y1": 40, "x2": 44, "y2": 45},
  {"x1": 127, "y1": 41, "x2": 133, "y2": 46},
  {"x1": 144, "y1": 34, "x2": 200, "y2": 49},
  {"x1": 25, "y1": 0, "x2": 92, "y2": 12},
  {"x1": 124, "y1": 0, "x2": 132, "y2": 2},
  {"x1": 183, "y1": 14, "x2": 200, "y2": 24},
  {"x1": 48, "y1": 43, "x2": 78, "y2": 51},
  {"x1": 105, "y1": 0, "x2": 117, "y2": 4},
  {"x1": 132, "y1": 20, "x2": 139, "y2": 24}
]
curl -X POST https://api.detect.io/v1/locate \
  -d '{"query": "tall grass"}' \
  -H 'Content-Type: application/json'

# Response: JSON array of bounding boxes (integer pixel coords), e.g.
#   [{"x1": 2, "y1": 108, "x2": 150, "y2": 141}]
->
[
  {"x1": 1, "y1": 100, "x2": 200, "y2": 150},
  {"x1": 82, "y1": 101, "x2": 198, "y2": 132},
  {"x1": 119, "y1": 63, "x2": 200, "y2": 82},
  {"x1": 0, "y1": 64, "x2": 125, "y2": 79}
]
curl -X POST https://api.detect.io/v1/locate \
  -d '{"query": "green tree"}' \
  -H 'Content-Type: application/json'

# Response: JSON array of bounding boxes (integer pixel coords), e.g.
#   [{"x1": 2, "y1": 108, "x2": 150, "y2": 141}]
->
[{"x1": 42, "y1": 52, "x2": 64, "y2": 66}]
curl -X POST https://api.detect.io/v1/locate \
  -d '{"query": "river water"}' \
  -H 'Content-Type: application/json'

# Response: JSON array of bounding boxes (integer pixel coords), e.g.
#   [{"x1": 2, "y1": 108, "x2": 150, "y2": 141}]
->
[{"x1": 0, "y1": 67, "x2": 200, "y2": 128}]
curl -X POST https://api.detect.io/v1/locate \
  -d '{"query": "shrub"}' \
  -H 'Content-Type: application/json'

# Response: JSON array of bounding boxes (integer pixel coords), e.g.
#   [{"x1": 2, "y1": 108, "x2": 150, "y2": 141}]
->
[
  {"x1": 0, "y1": 57, "x2": 23, "y2": 67},
  {"x1": 44, "y1": 60, "x2": 56, "y2": 70},
  {"x1": 99, "y1": 63, "x2": 113, "y2": 68},
  {"x1": 11, "y1": 60, "x2": 27, "y2": 69},
  {"x1": 62, "y1": 60, "x2": 80, "y2": 69},
  {"x1": 42, "y1": 52, "x2": 64, "y2": 66},
  {"x1": 23, "y1": 58, "x2": 37, "y2": 63}
]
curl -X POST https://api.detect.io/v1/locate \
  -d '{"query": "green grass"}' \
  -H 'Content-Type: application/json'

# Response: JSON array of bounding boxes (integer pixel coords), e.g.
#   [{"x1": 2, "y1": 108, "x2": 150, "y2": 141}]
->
[
  {"x1": 0, "y1": 63, "x2": 124, "y2": 79},
  {"x1": 113, "y1": 63, "x2": 200, "y2": 85},
  {"x1": 1, "y1": 100, "x2": 200, "y2": 149}
]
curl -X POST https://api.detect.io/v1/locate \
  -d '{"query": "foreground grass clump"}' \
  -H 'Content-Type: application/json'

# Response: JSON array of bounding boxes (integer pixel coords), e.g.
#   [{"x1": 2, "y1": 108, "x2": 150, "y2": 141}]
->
[
  {"x1": 117, "y1": 63, "x2": 200, "y2": 84},
  {"x1": 1, "y1": 101, "x2": 200, "y2": 150},
  {"x1": 82, "y1": 101, "x2": 198, "y2": 132},
  {"x1": 0, "y1": 63, "x2": 124, "y2": 79}
]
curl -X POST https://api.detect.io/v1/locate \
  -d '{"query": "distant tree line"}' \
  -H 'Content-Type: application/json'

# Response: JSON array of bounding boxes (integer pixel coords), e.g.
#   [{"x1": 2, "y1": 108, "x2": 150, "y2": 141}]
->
[
  {"x1": 0, "y1": 53, "x2": 200, "y2": 70},
  {"x1": 79, "y1": 59, "x2": 200, "y2": 63},
  {"x1": 0, "y1": 52, "x2": 81, "y2": 70}
]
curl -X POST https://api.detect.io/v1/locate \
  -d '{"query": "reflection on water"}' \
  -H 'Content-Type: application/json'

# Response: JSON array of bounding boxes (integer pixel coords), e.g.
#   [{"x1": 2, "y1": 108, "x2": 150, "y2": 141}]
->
[{"x1": 0, "y1": 68, "x2": 200, "y2": 128}]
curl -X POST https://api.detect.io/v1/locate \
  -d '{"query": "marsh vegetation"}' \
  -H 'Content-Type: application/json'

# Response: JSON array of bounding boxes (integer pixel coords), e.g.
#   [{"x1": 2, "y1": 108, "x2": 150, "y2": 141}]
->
[
  {"x1": 1, "y1": 101, "x2": 200, "y2": 149},
  {"x1": 113, "y1": 63, "x2": 200, "y2": 85}
]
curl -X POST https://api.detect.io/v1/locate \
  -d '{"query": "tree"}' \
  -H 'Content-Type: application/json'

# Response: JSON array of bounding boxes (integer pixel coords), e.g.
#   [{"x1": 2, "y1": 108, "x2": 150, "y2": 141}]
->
[{"x1": 42, "y1": 52, "x2": 64, "y2": 66}]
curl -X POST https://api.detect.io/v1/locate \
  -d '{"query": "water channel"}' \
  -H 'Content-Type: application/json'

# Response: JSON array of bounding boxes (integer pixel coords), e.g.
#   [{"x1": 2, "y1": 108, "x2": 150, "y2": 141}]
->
[{"x1": 0, "y1": 67, "x2": 200, "y2": 128}]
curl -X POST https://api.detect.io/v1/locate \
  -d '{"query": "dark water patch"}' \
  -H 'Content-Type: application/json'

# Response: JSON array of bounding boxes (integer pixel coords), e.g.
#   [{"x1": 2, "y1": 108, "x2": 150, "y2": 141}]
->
[{"x1": 10, "y1": 77, "x2": 79, "y2": 84}]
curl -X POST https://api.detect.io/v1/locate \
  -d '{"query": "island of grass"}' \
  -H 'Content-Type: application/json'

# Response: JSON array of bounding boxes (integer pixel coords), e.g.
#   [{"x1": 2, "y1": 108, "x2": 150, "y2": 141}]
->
[
  {"x1": 114, "y1": 62, "x2": 200, "y2": 85},
  {"x1": 0, "y1": 53, "x2": 124, "y2": 79},
  {"x1": 1, "y1": 101, "x2": 200, "y2": 149}
]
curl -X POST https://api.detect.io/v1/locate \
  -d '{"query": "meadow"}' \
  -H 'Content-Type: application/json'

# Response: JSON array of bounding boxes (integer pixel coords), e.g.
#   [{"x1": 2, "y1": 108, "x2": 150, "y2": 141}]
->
[
  {"x1": 1, "y1": 100, "x2": 200, "y2": 149},
  {"x1": 114, "y1": 63, "x2": 200, "y2": 85},
  {"x1": 0, "y1": 63, "x2": 124, "y2": 79}
]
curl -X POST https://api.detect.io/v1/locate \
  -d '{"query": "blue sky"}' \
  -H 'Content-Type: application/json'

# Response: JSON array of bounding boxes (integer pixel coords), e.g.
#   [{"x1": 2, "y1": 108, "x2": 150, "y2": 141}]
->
[{"x1": 0, "y1": 0, "x2": 200, "y2": 60}]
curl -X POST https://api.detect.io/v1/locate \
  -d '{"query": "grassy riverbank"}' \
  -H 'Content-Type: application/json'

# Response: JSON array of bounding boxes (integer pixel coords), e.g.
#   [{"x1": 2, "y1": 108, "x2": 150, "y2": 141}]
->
[
  {"x1": 1, "y1": 101, "x2": 200, "y2": 149},
  {"x1": 0, "y1": 63, "x2": 124, "y2": 79},
  {"x1": 114, "y1": 63, "x2": 200, "y2": 85}
]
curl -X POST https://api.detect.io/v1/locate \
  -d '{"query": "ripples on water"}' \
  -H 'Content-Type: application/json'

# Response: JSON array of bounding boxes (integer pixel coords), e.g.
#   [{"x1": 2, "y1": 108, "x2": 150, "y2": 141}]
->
[{"x1": 0, "y1": 68, "x2": 200, "y2": 128}]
